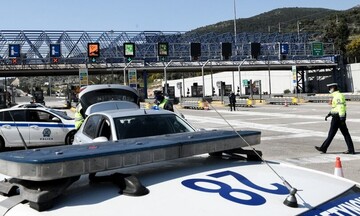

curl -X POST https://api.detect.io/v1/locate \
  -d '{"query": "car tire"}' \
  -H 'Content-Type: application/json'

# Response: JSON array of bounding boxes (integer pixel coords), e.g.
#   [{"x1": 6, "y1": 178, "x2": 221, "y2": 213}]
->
[
  {"x1": 65, "y1": 130, "x2": 76, "y2": 145},
  {"x1": 0, "y1": 136, "x2": 5, "y2": 152}
]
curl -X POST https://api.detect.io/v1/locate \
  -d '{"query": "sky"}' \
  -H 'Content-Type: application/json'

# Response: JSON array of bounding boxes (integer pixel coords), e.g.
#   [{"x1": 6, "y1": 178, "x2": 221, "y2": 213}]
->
[{"x1": 0, "y1": 0, "x2": 359, "y2": 32}]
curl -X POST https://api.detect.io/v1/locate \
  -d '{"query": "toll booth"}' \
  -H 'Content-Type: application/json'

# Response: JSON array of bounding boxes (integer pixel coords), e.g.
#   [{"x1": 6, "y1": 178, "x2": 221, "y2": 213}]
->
[
  {"x1": 191, "y1": 83, "x2": 203, "y2": 97},
  {"x1": 162, "y1": 85, "x2": 175, "y2": 99},
  {"x1": 224, "y1": 84, "x2": 232, "y2": 96},
  {"x1": 32, "y1": 88, "x2": 45, "y2": 105},
  {"x1": 245, "y1": 80, "x2": 257, "y2": 95}
]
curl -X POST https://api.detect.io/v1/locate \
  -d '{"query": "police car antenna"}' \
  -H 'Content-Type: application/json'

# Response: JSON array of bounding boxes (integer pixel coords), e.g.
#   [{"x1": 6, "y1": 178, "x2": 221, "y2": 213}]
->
[
  {"x1": 204, "y1": 98, "x2": 299, "y2": 208},
  {"x1": 8, "y1": 111, "x2": 28, "y2": 150}
]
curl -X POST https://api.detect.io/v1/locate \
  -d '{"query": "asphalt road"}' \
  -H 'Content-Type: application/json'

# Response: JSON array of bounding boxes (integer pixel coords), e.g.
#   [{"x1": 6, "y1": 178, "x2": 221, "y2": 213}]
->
[
  {"x1": 13, "y1": 96, "x2": 360, "y2": 182},
  {"x1": 178, "y1": 101, "x2": 360, "y2": 183}
]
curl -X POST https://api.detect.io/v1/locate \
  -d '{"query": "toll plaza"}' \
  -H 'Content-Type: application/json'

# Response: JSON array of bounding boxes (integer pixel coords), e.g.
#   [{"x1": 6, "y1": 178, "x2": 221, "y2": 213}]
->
[
  {"x1": 1, "y1": 28, "x2": 359, "y2": 186},
  {"x1": 0, "y1": 31, "x2": 346, "y2": 100}
]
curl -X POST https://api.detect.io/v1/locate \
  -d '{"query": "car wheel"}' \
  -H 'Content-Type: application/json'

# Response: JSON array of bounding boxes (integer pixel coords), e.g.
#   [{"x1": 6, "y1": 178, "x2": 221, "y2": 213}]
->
[
  {"x1": 65, "y1": 130, "x2": 76, "y2": 145},
  {"x1": 0, "y1": 136, "x2": 5, "y2": 152}
]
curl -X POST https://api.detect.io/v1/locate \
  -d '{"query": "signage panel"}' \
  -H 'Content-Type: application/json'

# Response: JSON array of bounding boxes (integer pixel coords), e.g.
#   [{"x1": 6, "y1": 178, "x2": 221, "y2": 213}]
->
[
  {"x1": 9, "y1": 44, "x2": 21, "y2": 58},
  {"x1": 50, "y1": 44, "x2": 61, "y2": 57}
]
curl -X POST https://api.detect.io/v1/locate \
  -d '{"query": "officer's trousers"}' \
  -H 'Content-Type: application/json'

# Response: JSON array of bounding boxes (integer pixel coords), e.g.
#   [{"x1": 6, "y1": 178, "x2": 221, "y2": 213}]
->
[
  {"x1": 320, "y1": 115, "x2": 355, "y2": 153},
  {"x1": 230, "y1": 102, "x2": 236, "y2": 111}
]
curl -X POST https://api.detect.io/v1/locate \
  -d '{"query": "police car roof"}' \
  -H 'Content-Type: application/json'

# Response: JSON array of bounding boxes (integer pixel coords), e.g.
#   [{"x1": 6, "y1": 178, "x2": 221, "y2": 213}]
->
[
  {"x1": 0, "y1": 157, "x2": 357, "y2": 215},
  {"x1": 5, "y1": 106, "x2": 48, "y2": 111}
]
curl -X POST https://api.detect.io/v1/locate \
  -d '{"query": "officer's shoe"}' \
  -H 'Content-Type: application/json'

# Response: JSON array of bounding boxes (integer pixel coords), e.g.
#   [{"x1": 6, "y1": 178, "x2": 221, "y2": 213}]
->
[{"x1": 315, "y1": 146, "x2": 326, "y2": 153}]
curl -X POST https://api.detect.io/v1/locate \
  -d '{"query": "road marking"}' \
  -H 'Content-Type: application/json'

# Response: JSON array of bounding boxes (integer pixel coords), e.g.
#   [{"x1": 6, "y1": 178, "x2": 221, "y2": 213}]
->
[
  {"x1": 261, "y1": 133, "x2": 314, "y2": 141},
  {"x1": 196, "y1": 109, "x2": 360, "y2": 123},
  {"x1": 277, "y1": 154, "x2": 358, "y2": 165},
  {"x1": 185, "y1": 114, "x2": 360, "y2": 143}
]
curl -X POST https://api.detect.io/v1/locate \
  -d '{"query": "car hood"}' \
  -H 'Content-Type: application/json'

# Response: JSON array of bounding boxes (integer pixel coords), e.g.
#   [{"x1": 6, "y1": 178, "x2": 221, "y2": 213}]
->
[
  {"x1": 0, "y1": 156, "x2": 358, "y2": 216},
  {"x1": 79, "y1": 84, "x2": 139, "y2": 113}
]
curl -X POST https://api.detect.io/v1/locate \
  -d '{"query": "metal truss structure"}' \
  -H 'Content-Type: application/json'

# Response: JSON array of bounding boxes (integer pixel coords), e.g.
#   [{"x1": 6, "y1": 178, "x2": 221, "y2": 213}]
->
[
  {"x1": 0, "y1": 30, "x2": 336, "y2": 66},
  {"x1": 0, "y1": 30, "x2": 339, "y2": 93}
]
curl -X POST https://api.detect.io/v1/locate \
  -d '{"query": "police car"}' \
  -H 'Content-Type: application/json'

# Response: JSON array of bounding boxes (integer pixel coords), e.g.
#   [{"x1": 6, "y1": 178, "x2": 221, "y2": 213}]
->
[
  {"x1": 0, "y1": 84, "x2": 357, "y2": 215},
  {"x1": 0, "y1": 129, "x2": 359, "y2": 215},
  {"x1": 0, "y1": 106, "x2": 75, "y2": 151}
]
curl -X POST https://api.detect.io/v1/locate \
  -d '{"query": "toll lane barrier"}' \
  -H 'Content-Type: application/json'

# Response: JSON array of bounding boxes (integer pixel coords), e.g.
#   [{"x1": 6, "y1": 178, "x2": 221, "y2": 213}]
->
[
  {"x1": 223, "y1": 98, "x2": 253, "y2": 107},
  {"x1": 181, "y1": 100, "x2": 209, "y2": 110},
  {"x1": 266, "y1": 97, "x2": 298, "y2": 105}
]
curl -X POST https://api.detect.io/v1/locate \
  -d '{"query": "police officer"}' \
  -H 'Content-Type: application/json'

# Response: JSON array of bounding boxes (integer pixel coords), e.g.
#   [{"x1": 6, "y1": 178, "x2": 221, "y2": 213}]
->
[
  {"x1": 229, "y1": 92, "x2": 236, "y2": 111},
  {"x1": 75, "y1": 103, "x2": 85, "y2": 130},
  {"x1": 154, "y1": 90, "x2": 174, "y2": 112},
  {"x1": 315, "y1": 83, "x2": 355, "y2": 154}
]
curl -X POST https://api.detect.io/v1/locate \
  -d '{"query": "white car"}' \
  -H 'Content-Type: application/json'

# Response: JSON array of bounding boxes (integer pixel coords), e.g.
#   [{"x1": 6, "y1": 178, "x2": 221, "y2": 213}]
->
[
  {"x1": 73, "y1": 105, "x2": 195, "y2": 145},
  {"x1": 0, "y1": 106, "x2": 76, "y2": 151},
  {"x1": 0, "y1": 129, "x2": 359, "y2": 215}
]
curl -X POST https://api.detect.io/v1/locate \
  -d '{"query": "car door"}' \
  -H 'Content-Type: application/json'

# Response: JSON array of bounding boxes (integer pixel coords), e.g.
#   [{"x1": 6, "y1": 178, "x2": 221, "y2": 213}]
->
[
  {"x1": 74, "y1": 114, "x2": 103, "y2": 144},
  {"x1": 28, "y1": 109, "x2": 66, "y2": 146},
  {"x1": 0, "y1": 110, "x2": 29, "y2": 147}
]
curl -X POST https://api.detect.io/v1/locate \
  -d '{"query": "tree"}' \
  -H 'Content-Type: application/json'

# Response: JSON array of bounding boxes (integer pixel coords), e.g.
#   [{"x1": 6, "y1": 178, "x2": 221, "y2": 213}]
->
[
  {"x1": 346, "y1": 37, "x2": 360, "y2": 62},
  {"x1": 323, "y1": 17, "x2": 350, "y2": 54}
]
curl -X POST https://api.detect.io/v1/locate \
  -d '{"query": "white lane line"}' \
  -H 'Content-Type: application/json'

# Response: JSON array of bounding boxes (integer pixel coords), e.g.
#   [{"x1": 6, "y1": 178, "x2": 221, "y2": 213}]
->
[
  {"x1": 185, "y1": 114, "x2": 360, "y2": 143},
  {"x1": 277, "y1": 154, "x2": 358, "y2": 165},
  {"x1": 261, "y1": 133, "x2": 314, "y2": 141},
  {"x1": 200, "y1": 109, "x2": 360, "y2": 123}
]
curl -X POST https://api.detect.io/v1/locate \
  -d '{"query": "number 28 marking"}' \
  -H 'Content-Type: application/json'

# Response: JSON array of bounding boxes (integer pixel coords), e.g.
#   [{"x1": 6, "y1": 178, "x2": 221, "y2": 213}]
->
[{"x1": 181, "y1": 170, "x2": 289, "y2": 206}]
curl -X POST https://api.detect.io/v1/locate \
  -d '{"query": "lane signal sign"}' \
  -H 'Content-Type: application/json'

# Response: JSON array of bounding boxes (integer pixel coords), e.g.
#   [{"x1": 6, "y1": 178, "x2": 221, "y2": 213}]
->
[
  {"x1": 52, "y1": 58, "x2": 59, "y2": 63},
  {"x1": 124, "y1": 43, "x2": 135, "y2": 57},
  {"x1": 88, "y1": 43, "x2": 100, "y2": 57}
]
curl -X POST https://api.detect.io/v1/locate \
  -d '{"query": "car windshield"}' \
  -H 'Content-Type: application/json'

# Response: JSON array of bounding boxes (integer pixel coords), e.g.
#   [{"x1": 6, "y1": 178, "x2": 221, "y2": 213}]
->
[
  {"x1": 114, "y1": 114, "x2": 195, "y2": 139},
  {"x1": 48, "y1": 109, "x2": 73, "y2": 120}
]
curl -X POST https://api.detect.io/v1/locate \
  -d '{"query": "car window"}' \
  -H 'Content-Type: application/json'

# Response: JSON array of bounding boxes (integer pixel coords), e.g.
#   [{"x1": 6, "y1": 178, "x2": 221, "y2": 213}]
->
[
  {"x1": 49, "y1": 109, "x2": 73, "y2": 120},
  {"x1": 83, "y1": 115, "x2": 103, "y2": 139},
  {"x1": 0, "y1": 110, "x2": 27, "y2": 121},
  {"x1": 29, "y1": 110, "x2": 57, "y2": 122},
  {"x1": 115, "y1": 114, "x2": 194, "y2": 139}
]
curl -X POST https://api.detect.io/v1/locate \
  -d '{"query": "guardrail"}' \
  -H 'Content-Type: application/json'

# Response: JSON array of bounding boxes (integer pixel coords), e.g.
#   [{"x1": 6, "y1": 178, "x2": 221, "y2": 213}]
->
[
  {"x1": 303, "y1": 94, "x2": 360, "y2": 103},
  {"x1": 181, "y1": 99, "x2": 209, "y2": 110},
  {"x1": 223, "y1": 98, "x2": 253, "y2": 107}
]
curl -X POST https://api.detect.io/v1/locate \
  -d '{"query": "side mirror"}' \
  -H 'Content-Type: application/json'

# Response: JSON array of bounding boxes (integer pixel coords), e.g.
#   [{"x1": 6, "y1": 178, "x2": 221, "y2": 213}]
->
[
  {"x1": 51, "y1": 117, "x2": 61, "y2": 122},
  {"x1": 93, "y1": 136, "x2": 109, "y2": 143}
]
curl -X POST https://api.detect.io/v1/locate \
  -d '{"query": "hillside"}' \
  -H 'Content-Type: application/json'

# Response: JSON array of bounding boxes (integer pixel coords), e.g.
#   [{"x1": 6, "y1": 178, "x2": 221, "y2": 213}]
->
[{"x1": 189, "y1": 6, "x2": 360, "y2": 36}]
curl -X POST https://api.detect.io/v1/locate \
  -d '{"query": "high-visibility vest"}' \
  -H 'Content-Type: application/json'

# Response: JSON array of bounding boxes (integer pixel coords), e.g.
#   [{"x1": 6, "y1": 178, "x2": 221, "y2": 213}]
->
[
  {"x1": 75, "y1": 105, "x2": 84, "y2": 129},
  {"x1": 159, "y1": 99, "x2": 168, "y2": 109},
  {"x1": 330, "y1": 91, "x2": 346, "y2": 117}
]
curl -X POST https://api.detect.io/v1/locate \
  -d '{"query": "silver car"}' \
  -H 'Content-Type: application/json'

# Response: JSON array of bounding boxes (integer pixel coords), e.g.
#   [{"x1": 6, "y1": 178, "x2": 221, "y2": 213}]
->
[{"x1": 73, "y1": 108, "x2": 195, "y2": 144}]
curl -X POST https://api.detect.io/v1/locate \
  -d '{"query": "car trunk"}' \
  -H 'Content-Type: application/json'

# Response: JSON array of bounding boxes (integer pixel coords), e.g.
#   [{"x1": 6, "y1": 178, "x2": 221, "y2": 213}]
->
[{"x1": 79, "y1": 85, "x2": 139, "y2": 113}]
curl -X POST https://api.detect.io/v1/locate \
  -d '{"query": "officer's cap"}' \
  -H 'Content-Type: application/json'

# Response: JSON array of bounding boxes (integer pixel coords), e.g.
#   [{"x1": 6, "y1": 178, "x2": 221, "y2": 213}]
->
[{"x1": 326, "y1": 83, "x2": 338, "y2": 87}]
